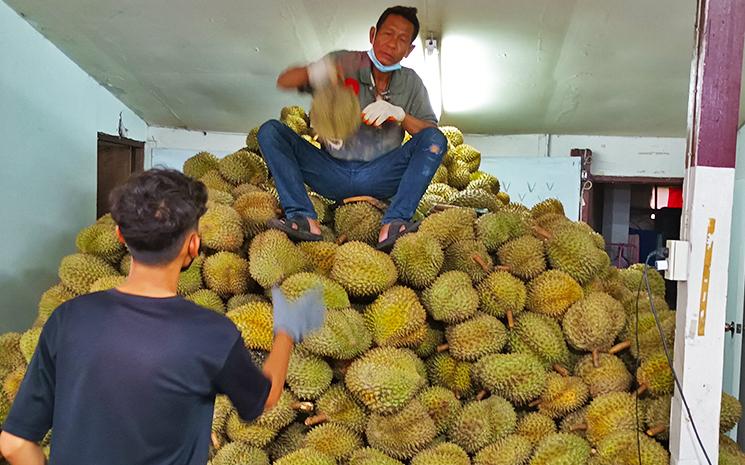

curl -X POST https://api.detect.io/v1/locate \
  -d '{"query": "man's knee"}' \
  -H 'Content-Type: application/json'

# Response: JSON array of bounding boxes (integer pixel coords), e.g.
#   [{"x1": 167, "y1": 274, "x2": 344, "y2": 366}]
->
[
  {"x1": 418, "y1": 127, "x2": 447, "y2": 159},
  {"x1": 257, "y1": 119, "x2": 285, "y2": 146}
]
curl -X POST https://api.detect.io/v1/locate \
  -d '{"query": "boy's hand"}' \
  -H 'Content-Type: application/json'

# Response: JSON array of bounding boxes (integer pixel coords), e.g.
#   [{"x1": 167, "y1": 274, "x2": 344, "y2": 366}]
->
[{"x1": 271, "y1": 286, "x2": 326, "y2": 342}]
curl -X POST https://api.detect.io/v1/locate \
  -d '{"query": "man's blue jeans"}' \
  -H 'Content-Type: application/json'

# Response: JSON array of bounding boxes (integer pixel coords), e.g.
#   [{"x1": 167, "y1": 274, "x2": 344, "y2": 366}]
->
[{"x1": 257, "y1": 120, "x2": 447, "y2": 224}]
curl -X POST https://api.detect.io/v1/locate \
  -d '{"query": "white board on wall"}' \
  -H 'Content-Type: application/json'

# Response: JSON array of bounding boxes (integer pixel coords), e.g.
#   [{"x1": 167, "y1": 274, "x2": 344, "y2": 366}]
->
[
  {"x1": 479, "y1": 157, "x2": 581, "y2": 221},
  {"x1": 150, "y1": 148, "x2": 233, "y2": 171}
]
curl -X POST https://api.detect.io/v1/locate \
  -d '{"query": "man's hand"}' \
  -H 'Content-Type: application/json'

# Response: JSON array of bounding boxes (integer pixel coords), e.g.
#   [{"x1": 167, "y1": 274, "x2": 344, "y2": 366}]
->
[
  {"x1": 271, "y1": 286, "x2": 326, "y2": 342},
  {"x1": 362, "y1": 100, "x2": 406, "y2": 127},
  {"x1": 307, "y1": 57, "x2": 343, "y2": 90}
]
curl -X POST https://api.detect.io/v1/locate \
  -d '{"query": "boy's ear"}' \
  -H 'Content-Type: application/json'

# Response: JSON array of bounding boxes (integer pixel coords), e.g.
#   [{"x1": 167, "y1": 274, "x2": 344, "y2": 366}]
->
[
  {"x1": 115, "y1": 226, "x2": 126, "y2": 245},
  {"x1": 188, "y1": 233, "x2": 200, "y2": 259}
]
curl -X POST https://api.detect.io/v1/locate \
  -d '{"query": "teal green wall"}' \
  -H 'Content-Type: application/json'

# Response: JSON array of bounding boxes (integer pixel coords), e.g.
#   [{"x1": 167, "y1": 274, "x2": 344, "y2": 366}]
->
[
  {"x1": 0, "y1": 0, "x2": 146, "y2": 333},
  {"x1": 732, "y1": 125, "x2": 745, "y2": 443}
]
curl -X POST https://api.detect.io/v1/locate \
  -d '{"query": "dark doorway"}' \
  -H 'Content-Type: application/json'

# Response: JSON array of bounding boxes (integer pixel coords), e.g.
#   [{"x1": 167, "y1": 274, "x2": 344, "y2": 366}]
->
[{"x1": 97, "y1": 133, "x2": 144, "y2": 218}]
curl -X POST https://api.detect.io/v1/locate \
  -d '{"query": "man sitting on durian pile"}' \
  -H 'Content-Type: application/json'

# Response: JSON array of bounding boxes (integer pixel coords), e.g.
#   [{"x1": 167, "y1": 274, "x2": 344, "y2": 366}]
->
[{"x1": 258, "y1": 5, "x2": 447, "y2": 251}]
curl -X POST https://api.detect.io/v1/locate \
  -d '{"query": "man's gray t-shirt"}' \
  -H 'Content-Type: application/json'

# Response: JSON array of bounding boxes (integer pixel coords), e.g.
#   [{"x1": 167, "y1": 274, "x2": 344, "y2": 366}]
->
[{"x1": 318, "y1": 50, "x2": 438, "y2": 162}]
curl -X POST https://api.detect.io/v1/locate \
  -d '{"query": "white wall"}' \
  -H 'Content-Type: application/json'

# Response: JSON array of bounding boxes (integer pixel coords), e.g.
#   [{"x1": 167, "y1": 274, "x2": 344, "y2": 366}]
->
[
  {"x1": 0, "y1": 0, "x2": 146, "y2": 332},
  {"x1": 146, "y1": 127, "x2": 248, "y2": 170}
]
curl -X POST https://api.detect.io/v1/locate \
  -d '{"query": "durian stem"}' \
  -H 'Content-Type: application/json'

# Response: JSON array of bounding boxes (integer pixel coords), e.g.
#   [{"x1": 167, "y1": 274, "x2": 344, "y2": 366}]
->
[
  {"x1": 506, "y1": 309, "x2": 515, "y2": 329},
  {"x1": 342, "y1": 196, "x2": 388, "y2": 211},
  {"x1": 211, "y1": 432, "x2": 221, "y2": 449},
  {"x1": 476, "y1": 390, "x2": 489, "y2": 401},
  {"x1": 275, "y1": 208, "x2": 284, "y2": 216},
  {"x1": 553, "y1": 364, "x2": 570, "y2": 377},
  {"x1": 495, "y1": 265, "x2": 511, "y2": 272},
  {"x1": 472, "y1": 254, "x2": 491, "y2": 273},
  {"x1": 528, "y1": 398, "x2": 542, "y2": 408},
  {"x1": 436, "y1": 343, "x2": 450, "y2": 353},
  {"x1": 609, "y1": 340, "x2": 631, "y2": 354},
  {"x1": 636, "y1": 383, "x2": 649, "y2": 396},
  {"x1": 432, "y1": 203, "x2": 455, "y2": 212},
  {"x1": 305, "y1": 412, "x2": 329, "y2": 426},
  {"x1": 532, "y1": 225, "x2": 553, "y2": 241},
  {"x1": 646, "y1": 424, "x2": 667, "y2": 436},
  {"x1": 571, "y1": 423, "x2": 588, "y2": 432},
  {"x1": 292, "y1": 401, "x2": 315, "y2": 413},
  {"x1": 592, "y1": 349, "x2": 600, "y2": 368},
  {"x1": 336, "y1": 234, "x2": 348, "y2": 245}
]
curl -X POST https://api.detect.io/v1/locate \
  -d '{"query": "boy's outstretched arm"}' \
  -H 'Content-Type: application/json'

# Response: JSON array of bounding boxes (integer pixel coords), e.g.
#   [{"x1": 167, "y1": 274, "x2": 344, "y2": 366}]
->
[{"x1": 0, "y1": 432, "x2": 46, "y2": 465}]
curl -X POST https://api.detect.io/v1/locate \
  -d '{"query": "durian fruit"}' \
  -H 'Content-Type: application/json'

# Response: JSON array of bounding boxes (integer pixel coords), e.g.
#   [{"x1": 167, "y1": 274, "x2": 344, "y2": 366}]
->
[
  {"x1": 452, "y1": 144, "x2": 481, "y2": 172},
  {"x1": 468, "y1": 171, "x2": 500, "y2": 194},
  {"x1": 531, "y1": 199, "x2": 565, "y2": 220},
  {"x1": 559, "y1": 407, "x2": 588, "y2": 437},
  {"x1": 562, "y1": 292, "x2": 625, "y2": 362},
  {"x1": 280, "y1": 272, "x2": 350, "y2": 310},
  {"x1": 283, "y1": 114, "x2": 309, "y2": 135},
  {"x1": 535, "y1": 373, "x2": 590, "y2": 419},
  {"x1": 35, "y1": 284, "x2": 76, "y2": 327},
  {"x1": 211, "y1": 395, "x2": 234, "y2": 447},
  {"x1": 310, "y1": 84, "x2": 361, "y2": 141},
  {"x1": 585, "y1": 392, "x2": 638, "y2": 445},
  {"x1": 414, "y1": 325, "x2": 445, "y2": 358},
  {"x1": 719, "y1": 435, "x2": 745, "y2": 465},
  {"x1": 273, "y1": 447, "x2": 335, "y2": 465},
  {"x1": 203, "y1": 252, "x2": 251, "y2": 297},
  {"x1": 497, "y1": 236, "x2": 547, "y2": 280},
  {"x1": 309, "y1": 193, "x2": 332, "y2": 224},
  {"x1": 226, "y1": 302, "x2": 273, "y2": 351},
  {"x1": 477, "y1": 270, "x2": 527, "y2": 326},
  {"x1": 365, "y1": 399, "x2": 437, "y2": 459},
  {"x1": 58, "y1": 253, "x2": 119, "y2": 294},
  {"x1": 198, "y1": 204, "x2": 244, "y2": 252},
  {"x1": 208, "y1": 189, "x2": 234, "y2": 205},
  {"x1": 0, "y1": 333, "x2": 24, "y2": 372},
  {"x1": 245, "y1": 127, "x2": 261, "y2": 152},
  {"x1": 88, "y1": 275, "x2": 126, "y2": 293},
  {"x1": 75, "y1": 222, "x2": 125, "y2": 263},
  {"x1": 476, "y1": 210, "x2": 529, "y2": 253},
  {"x1": 226, "y1": 390, "x2": 298, "y2": 447},
  {"x1": 619, "y1": 265, "x2": 666, "y2": 298},
  {"x1": 529, "y1": 432, "x2": 591, "y2": 465},
  {"x1": 218, "y1": 150, "x2": 268, "y2": 185},
  {"x1": 431, "y1": 165, "x2": 449, "y2": 185},
  {"x1": 186, "y1": 289, "x2": 225, "y2": 313},
  {"x1": 415, "y1": 193, "x2": 447, "y2": 220},
  {"x1": 334, "y1": 203, "x2": 383, "y2": 245},
  {"x1": 475, "y1": 353, "x2": 547, "y2": 405},
  {"x1": 349, "y1": 448, "x2": 405, "y2": 465},
  {"x1": 233, "y1": 191, "x2": 280, "y2": 237},
  {"x1": 286, "y1": 350, "x2": 333, "y2": 400},
  {"x1": 417, "y1": 386, "x2": 462, "y2": 435},
  {"x1": 426, "y1": 352, "x2": 475, "y2": 398},
  {"x1": 443, "y1": 239, "x2": 493, "y2": 283},
  {"x1": 3, "y1": 365, "x2": 26, "y2": 401},
  {"x1": 593, "y1": 431, "x2": 669, "y2": 465},
  {"x1": 444, "y1": 313, "x2": 507, "y2": 361},
  {"x1": 183, "y1": 151, "x2": 219, "y2": 179},
  {"x1": 199, "y1": 169, "x2": 234, "y2": 193},
  {"x1": 440, "y1": 126, "x2": 464, "y2": 147},
  {"x1": 19, "y1": 328, "x2": 42, "y2": 364},
  {"x1": 421, "y1": 271, "x2": 479, "y2": 324},
  {"x1": 539, "y1": 224, "x2": 607, "y2": 285},
  {"x1": 304, "y1": 423, "x2": 362, "y2": 461},
  {"x1": 210, "y1": 441, "x2": 269, "y2": 465},
  {"x1": 233, "y1": 182, "x2": 263, "y2": 198},
  {"x1": 410, "y1": 442, "x2": 470, "y2": 465},
  {"x1": 526, "y1": 270, "x2": 583, "y2": 319},
  {"x1": 636, "y1": 352, "x2": 674, "y2": 396},
  {"x1": 298, "y1": 242, "x2": 338, "y2": 277},
  {"x1": 510, "y1": 312, "x2": 570, "y2": 370},
  {"x1": 447, "y1": 160, "x2": 472, "y2": 189},
  {"x1": 448, "y1": 395, "x2": 517, "y2": 454},
  {"x1": 574, "y1": 353, "x2": 632, "y2": 398},
  {"x1": 623, "y1": 309, "x2": 676, "y2": 361},
  {"x1": 177, "y1": 254, "x2": 204, "y2": 295},
  {"x1": 301, "y1": 307, "x2": 372, "y2": 360},
  {"x1": 267, "y1": 423, "x2": 307, "y2": 462},
  {"x1": 345, "y1": 347, "x2": 426, "y2": 414},
  {"x1": 426, "y1": 183, "x2": 458, "y2": 200},
  {"x1": 721, "y1": 391, "x2": 743, "y2": 433},
  {"x1": 281, "y1": 105, "x2": 309, "y2": 123},
  {"x1": 516, "y1": 412, "x2": 556, "y2": 446},
  {"x1": 227, "y1": 293, "x2": 267, "y2": 311},
  {"x1": 249, "y1": 230, "x2": 309, "y2": 288},
  {"x1": 419, "y1": 207, "x2": 477, "y2": 248},
  {"x1": 643, "y1": 395, "x2": 671, "y2": 439},
  {"x1": 306, "y1": 384, "x2": 367, "y2": 433},
  {"x1": 474, "y1": 434, "x2": 534, "y2": 465},
  {"x1": 119, "y1": 254, "x2": 132, "y2": 275},
  {"x1": 330, "y1": 242, "x2": 398, "y2": 298},
  {"x1": 448, "y1": 188, "x2": 500, "y2": 212},
  {"x1": 364, "y1": 286, "x2": 427, "y2": 348},
  {"x1": 391, "y1": 233, "x2": 444, "y2": 289}
]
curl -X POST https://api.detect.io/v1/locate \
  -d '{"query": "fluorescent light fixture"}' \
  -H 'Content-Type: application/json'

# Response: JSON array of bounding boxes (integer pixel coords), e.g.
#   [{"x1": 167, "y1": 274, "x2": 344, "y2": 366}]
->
[
  {"x1": 403, "y1": 35, "x2": 443, "y2": 120},
  {"x1": 441, "y1": 34, "x2": 495, "y2": 113}
]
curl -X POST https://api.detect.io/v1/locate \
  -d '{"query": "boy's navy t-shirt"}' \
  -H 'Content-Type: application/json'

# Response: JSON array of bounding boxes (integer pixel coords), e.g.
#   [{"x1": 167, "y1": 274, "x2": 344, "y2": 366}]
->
[{"x1": 3, "y1": 289, "x2": 271, "y2": 465}]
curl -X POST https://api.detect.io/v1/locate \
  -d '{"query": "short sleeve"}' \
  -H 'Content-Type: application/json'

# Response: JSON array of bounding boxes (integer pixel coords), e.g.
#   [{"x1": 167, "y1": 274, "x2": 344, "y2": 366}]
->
[
  {"x1": 405, "y1": 74, "x2": 438, "y2": 124},
  {"x1": 2, "y1": 312, "x2": 59, "y2": 441},
  {"x1": 213, "y1": 338, "x2": 271, "y2": 422}
]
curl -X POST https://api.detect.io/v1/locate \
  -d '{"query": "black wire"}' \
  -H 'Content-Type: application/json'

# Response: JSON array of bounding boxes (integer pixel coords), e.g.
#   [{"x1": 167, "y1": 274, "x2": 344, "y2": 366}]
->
[{"x1": 641, "y1": 252, "x2": 713, "y2": 465}]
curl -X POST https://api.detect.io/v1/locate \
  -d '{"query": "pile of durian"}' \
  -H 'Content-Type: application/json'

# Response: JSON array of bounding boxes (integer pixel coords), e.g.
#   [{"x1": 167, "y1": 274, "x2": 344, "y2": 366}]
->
[{"x1": 1, "y1": 105, "x2": 744, "y2": 465}]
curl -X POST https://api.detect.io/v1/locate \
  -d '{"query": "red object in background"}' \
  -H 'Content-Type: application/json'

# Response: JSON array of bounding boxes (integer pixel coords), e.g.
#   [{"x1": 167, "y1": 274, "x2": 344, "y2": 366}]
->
[{"x1": 650, "y1": 186, "x2": 683, "y2": 209}]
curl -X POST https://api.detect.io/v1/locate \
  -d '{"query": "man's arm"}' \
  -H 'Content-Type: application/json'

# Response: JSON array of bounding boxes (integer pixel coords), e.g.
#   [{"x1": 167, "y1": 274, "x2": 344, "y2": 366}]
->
[
  {"x1": 0, "y1": 433, "x2": 46, "y2": 465},
  {"x1": 276, "y1": 56, "x2": 343, "y2": 91},
  {"x1": 402, "y1": 113, "x2": 437, "y2": 135},
  {"x1": 277, "y1": 67, "x2": 310, "y2": 91}
]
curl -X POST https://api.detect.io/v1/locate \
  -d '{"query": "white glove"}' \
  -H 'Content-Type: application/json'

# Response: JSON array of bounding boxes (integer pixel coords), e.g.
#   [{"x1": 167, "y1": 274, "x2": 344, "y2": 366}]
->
[
  {"x1": 362, "y1": 100, "x2": 406, "y2": 127},
  {"x1": 307, "y1": 57, "x2": 339, "y2": 90}
]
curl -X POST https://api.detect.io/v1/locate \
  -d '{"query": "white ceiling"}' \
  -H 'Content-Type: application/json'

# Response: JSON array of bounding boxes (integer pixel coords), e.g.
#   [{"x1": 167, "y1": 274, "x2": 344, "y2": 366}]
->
[{"x1": 6, "y1": 0, "x2": 745, "y2": 136}]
